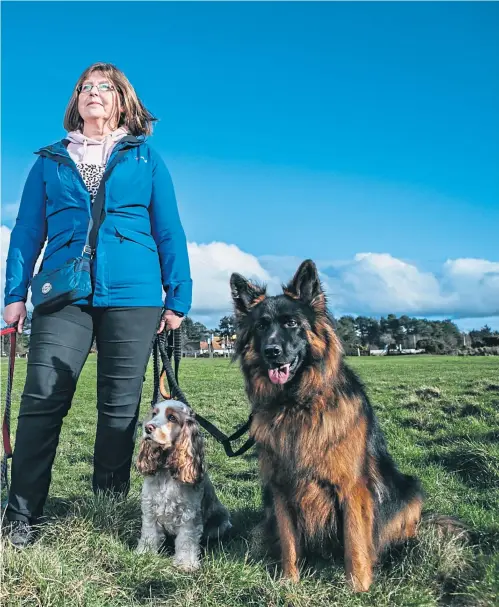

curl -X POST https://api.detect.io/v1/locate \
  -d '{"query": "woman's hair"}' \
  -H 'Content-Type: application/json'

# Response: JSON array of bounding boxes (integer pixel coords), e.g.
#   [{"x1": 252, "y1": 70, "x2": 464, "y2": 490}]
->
[{"x1": 63, "y1": 62, "x2": 157, "y2": 136}]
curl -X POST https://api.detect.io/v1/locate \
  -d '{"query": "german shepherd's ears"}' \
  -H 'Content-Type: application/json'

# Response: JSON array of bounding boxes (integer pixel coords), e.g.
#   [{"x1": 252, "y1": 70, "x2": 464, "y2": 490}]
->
[
  {"x1": 230, "y1": 273, "x2": 267, "y2": 315},
  {"x1": 284, "y1": 259, "x2": 326, "y2": 311}
]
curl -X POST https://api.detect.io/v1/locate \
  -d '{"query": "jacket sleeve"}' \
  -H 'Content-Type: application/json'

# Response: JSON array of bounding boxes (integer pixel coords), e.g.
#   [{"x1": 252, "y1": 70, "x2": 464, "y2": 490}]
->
[
  {"x1": 149, "y1": 148, "x2": 192, "y2": 315},
  {"x1": 4, "y1": 156, "x2": 47, "y2": 306}
]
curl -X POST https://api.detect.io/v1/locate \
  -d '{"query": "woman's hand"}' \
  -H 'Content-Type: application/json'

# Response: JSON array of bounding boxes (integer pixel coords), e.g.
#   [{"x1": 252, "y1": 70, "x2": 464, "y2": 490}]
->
[
  {"x1": 3, "y1": 301, "x2": 27, "y2": 333},
  {"x1": 157, "y1": 310, "x2": 184, "y2": 333}
]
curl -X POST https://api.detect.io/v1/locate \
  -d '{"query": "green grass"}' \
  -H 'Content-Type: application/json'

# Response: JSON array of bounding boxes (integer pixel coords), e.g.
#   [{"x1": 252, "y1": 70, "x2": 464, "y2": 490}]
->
[{"x1": 1, "y1": 355, "x2": 498, "y2": 606}]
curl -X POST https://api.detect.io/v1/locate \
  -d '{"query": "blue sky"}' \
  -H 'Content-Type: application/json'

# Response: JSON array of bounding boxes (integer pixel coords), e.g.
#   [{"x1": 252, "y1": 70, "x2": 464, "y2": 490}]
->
[{"x1": 2, "y1": 2, "x2": 498, "y2": 330}]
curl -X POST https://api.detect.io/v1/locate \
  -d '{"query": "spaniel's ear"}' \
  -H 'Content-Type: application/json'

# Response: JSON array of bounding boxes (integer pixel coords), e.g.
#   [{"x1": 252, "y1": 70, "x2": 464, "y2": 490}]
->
[
  {"x1": 168, "y1": 419, "x2": 204, "y2": 485},
  {"x1": 136, "y1": 439, "x2": 166, "y2": 476},
  {"x1": 230, "y1": 273, "x2": 266, "y2": 317}
]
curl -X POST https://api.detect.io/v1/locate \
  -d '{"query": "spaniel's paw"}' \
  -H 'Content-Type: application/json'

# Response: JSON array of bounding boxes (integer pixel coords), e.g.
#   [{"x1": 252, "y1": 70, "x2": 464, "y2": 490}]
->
[
  {"x1": 173, "y1": 556, "x2": 201, "y2": 572},
  {"x1": 135, "y1": 540, "x2": 157, "y2": 555}
]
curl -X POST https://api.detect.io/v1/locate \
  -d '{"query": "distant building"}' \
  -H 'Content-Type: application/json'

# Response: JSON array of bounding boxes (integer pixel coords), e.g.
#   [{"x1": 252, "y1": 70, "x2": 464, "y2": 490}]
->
[
  {"x1": 199, "y1": 337, "x2": 233, "y2": 356},
  {"x1": 369, "y1": 346, "x2": 425, "y2": 356}
]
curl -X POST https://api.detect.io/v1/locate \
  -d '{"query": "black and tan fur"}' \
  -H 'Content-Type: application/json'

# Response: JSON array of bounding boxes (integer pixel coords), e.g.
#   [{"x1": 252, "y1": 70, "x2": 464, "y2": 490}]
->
[{"x1": 230, "y1": 259, "x2": 424, "y2": 592}]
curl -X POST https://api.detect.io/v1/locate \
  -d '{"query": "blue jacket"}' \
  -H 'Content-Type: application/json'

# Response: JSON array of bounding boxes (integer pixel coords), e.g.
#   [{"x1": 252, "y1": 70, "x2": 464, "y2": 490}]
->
[{"x1": 4, "y1": 136, "x2": 192, "y2": 313}]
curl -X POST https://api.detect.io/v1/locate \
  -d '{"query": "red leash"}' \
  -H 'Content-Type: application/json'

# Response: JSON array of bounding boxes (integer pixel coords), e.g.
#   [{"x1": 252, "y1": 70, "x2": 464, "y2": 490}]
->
[{"x1": 1, "y1": 324, "x2": 17, "y2": 500}]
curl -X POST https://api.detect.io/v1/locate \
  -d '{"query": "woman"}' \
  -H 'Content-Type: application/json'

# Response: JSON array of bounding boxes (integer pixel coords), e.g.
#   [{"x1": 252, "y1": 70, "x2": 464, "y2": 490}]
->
[{"x1": 3, "y1": 62, "x2": 192, "y2": 547}]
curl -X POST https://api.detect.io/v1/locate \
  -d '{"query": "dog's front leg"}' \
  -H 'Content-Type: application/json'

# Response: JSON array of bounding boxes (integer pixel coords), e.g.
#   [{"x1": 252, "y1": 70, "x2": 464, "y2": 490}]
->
[
  {"x1": 173, "y1": 521, "x2": 203, "y2": 571},
  {"x1": 136, "y1": 516, "x2": 165, "y2": 554},
  {"x1": 342, "y1": 483, "x2": 375, "y2": 592},
  {"x1": 273, "y1": 490, "x2": 301, "y2": 582}
]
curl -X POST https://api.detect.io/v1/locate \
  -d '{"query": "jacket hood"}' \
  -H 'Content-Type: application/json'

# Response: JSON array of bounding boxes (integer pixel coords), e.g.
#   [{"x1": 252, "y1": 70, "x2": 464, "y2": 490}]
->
[{"x1": 66, "y1": 127, "x2": 129, "y2": 165}]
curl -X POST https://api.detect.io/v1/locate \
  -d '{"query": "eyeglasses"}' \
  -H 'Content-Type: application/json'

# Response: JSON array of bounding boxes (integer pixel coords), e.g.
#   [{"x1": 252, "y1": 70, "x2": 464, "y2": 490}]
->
[{"x1": 78, "y1": 82, "x2": 115, "y2": 94}]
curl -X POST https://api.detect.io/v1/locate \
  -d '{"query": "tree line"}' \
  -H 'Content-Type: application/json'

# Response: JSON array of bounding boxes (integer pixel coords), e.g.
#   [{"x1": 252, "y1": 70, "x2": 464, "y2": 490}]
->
[
  {"x1": 180, "y1": 313, "x2": 499, "y2": 355},
  {"x1": 333, "y1": 315, "x2": 495, "y2": 354}
]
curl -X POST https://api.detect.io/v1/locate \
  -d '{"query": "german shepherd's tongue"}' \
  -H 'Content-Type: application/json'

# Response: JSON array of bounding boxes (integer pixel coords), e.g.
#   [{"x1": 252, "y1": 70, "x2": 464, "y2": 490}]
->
[{"x1": 268, "y1": 364, "x2": 291, "y2": 385}]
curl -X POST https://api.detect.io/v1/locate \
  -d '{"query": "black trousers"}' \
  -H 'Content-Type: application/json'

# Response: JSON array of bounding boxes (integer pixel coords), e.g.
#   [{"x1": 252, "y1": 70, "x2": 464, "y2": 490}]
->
[{"x1": 6, "y1": 304, "x2": 162, "y2": 523}]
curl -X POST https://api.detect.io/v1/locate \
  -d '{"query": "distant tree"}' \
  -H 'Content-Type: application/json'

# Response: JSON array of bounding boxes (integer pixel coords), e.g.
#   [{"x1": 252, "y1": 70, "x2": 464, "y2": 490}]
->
[
  {"x1": 180, "y1": 317, "x2": 192, "y2": 347},
  {"x1": 416, "y1": 339, "x2": 441, "y2": 354},
  {"x1": 181, "y1": 317, "x2": 210, "y2": 343},
  {"x1": 355, "y1": 316, "x2": 370, "y2": 346},
  {"x1": 355, "y1": 316, "x2": 381, "y2": 348},
  {"x1": 470, "y1": 325, "x2": 496, "y2": 347},
  {"x1": 386, "y1": 314, "x2": 406, "y2": 346},
  {"x1": 412, "y1": 319, "x2": 460, "y2": 354},
  {"x1": 405, "y1": 318, "x2": 427, "y2": 348},
  {"x1": 336, "y1": 316, "x2": 359, "y2": 352},
  {"x1": 439, "y1": 320, "x2": 461, "y2": 350},
  {"x1": 379, "y1": 333, "x2": 395, "y2": 348},
  {"x1": 217, "y1": 315, "x2": 237, "y2": 349},
  {"x1": 481, "y1": 325, "x2": 492, "y2": 336},
  {"x1": 379, "y1": 316, "x2": 390, "y2": 341}
]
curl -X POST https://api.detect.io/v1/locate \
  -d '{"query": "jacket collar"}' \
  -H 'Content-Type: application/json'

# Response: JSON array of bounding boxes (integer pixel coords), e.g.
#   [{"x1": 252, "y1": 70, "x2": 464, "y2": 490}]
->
[{"x1": 35, "y1": 135, "x2": 144, "y2": 159}]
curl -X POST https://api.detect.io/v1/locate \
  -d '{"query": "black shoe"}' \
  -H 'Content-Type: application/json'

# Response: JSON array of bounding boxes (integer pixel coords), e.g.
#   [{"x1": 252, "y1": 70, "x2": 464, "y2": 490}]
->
[{"x1": 3, "y1": 520, "x2": 35, "y2": 548}]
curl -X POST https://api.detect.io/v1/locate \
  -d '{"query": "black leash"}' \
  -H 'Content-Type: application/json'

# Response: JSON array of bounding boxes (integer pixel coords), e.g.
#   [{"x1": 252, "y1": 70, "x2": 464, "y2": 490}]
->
[{"x1": 153, "y1": 329, "x2": 255, "y2": 457}]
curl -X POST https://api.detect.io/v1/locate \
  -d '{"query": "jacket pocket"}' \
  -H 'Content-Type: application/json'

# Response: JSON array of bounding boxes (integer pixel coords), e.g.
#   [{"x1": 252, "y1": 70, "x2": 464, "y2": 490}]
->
[
  {"x1": 44, "y1": 228, "x2": 76, "y2": 261},
  {"x1": 114, "y1": 226, "x2": 157, "y2": 252}
]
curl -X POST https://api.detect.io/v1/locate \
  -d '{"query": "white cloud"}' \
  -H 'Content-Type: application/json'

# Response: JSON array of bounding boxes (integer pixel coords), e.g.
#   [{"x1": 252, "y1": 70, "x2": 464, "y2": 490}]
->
[
  {"x1": 0, "y1": 226, "x2": 12, "y2": 303},
  {"x1": 1, "y1": 228, "x2": 498, "y2": 330},
  {"x1": 317, "y1": 253, "x2": 499, "y2": 319},
  {"x1": 320, "y1": 253, "x2": 452, "y2": 316},
  {"x1": 440, "y1": 258, "x2": 499, "y2": 317},
  {"x1": 188, "y1": 242, "x2": 274, "y2": 323},
  {"x1": 1, "y1": 202, "x2": 20, "y2": 227}
]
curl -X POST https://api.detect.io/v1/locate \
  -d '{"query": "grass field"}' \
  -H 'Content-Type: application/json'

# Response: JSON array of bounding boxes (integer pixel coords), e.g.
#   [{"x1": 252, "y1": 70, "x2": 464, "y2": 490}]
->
[{"x1": 1, "y1": 355, "x2": 498, "y2": 606}]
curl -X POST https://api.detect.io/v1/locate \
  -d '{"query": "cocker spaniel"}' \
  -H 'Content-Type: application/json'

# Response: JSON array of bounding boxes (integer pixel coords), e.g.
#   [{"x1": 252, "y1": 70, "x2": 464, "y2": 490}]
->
[{"x1": 135, "y1": 399, "x2": 231, "y2": 570}]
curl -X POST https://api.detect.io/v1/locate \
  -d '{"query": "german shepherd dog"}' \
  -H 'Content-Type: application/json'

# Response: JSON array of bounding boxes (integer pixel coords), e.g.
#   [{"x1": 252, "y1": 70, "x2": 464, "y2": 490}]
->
[{"x1": 230, "y1": 260, "x2": 424, "y2": 592}]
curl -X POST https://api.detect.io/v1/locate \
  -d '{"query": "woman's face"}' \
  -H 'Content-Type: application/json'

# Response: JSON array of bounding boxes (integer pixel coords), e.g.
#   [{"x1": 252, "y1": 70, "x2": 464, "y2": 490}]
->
[{"x1": 77, "y1": 70, "x2": 120, "y2": 128}]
